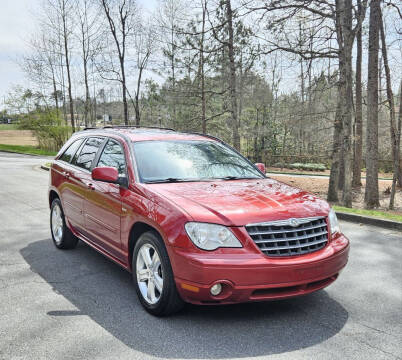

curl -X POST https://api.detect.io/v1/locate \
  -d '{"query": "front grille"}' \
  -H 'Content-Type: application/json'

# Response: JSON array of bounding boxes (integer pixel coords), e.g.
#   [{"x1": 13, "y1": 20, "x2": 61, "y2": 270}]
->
[{"x1": 245, "y1": 217, "x2": 328, "y2": 257}]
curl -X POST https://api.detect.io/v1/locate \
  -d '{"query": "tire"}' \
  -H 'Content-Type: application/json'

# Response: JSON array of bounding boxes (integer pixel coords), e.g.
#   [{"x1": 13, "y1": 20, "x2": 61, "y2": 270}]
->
[
  {"x1": 132, "y1": 231, "x2": 184, "y2": 316},
  {"x1": 50, "y1": 198, "x2": 79, "y2": 250}
]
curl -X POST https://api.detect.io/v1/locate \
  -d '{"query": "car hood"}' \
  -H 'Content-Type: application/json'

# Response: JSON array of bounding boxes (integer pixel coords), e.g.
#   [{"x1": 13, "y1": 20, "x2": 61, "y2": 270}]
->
[{"x1": 146, "y1": 178, "x2": 330, "y2": 226}]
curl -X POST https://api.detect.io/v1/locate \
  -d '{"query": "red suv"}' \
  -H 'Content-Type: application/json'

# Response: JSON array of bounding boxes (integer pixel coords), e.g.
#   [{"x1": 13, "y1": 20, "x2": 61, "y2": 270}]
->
[{"x1": 48, "y1": 127, "x2": 349, "y2": 316}]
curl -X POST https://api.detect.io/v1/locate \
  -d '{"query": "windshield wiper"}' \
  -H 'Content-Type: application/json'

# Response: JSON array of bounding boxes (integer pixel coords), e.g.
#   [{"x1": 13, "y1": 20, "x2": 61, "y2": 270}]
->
[
  {"x1": 214, "y1": 176, "x2": 260, "y2": 180},
  {"x1": 144, "y1": 177, "x2": 198, "y2": 184}
]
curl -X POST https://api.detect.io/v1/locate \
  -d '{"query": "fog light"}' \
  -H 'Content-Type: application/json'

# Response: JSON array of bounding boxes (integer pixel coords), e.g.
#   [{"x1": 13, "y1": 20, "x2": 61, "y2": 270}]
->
[{"x1": 210, "y1": 283, "x2": 222, "y2": 296}]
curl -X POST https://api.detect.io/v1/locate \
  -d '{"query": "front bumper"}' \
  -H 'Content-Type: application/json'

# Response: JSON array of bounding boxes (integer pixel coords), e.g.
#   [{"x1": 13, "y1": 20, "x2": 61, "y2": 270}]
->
[{"x1": 169, "y1": 234, "x2": 349, "y2": 304}]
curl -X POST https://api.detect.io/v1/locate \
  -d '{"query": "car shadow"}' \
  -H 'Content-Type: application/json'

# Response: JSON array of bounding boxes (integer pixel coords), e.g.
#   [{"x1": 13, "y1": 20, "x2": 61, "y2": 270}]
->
[{"x1": 20, "y1": 239, "x2": 348, "y2": 359}]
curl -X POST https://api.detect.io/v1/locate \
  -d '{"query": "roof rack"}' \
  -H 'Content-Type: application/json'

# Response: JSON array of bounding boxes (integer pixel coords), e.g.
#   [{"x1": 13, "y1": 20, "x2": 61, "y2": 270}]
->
[
  {"x1": 103, "y1": 125, "x2": 175, "y2": 131},
  {"x1": 83, "y1": 125, "x2": 175, "y2": 131}
]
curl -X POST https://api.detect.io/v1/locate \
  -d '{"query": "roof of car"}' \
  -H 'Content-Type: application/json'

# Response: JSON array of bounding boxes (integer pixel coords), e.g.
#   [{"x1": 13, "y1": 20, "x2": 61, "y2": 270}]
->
[{"x1": 77, "y1": 126, "x2": 217, "y2": 142}]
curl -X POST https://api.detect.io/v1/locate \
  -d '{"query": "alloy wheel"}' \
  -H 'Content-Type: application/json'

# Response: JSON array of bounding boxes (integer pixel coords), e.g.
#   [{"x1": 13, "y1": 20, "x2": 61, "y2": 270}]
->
[
  {"x1": 136, "y1": 243, "x2": 164, "y2": 304},
  {"x1": 51, "y1": 203, "x2": 64, "y2": 245}
]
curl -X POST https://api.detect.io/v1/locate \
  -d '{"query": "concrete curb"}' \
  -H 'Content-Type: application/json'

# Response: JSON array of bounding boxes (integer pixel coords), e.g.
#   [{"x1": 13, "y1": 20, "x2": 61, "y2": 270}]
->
[{"x1": 336, "y1": 211, "x2": 402, "y2": 231}]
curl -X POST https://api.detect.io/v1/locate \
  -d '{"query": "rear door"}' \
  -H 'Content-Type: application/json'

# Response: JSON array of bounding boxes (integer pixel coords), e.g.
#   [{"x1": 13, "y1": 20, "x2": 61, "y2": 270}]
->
[
  {"x1": 67, "y1": 136, "x2": 106, "y2": 234},
  {"x1": 83, "y1": 138, "x2": 127, "y2": 261},
  {"x1": 55, "y1": 137, "x2": 86, "y2": 230}
]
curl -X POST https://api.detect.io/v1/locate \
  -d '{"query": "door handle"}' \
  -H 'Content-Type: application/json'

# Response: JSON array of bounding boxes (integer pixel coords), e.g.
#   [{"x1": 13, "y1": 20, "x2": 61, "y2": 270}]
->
[
  {"x1": 87, "y1": 183, "x2": 95, "y2": 190},
  {"x1": 62, "y1": 171, "x2": 70, "y2": 179}
]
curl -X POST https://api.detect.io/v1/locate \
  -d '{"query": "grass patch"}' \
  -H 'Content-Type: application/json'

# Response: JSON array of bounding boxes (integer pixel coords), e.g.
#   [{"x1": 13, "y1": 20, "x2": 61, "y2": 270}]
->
[
  {"x1": 333, "y1": 205, "x2": 402, "y2": 223},
  {"x1": 0, "y1": 144, "x2": 57, "y2": 156},
  {"x1": 289, "y1": 163, "x2": 327, "y2": 171},
  {"x1": 0, "y1": 124, "x2": 18, "y2": 130}
]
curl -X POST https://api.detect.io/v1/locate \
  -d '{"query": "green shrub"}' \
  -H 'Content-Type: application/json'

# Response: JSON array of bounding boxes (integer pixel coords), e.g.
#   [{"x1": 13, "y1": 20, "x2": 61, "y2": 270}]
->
[
  {"x1": 18, "y1": 109, "x2": 71, "y2": 151},
  {"x1": 288, "y1": 163, "x2": 326, "y2": 171}
]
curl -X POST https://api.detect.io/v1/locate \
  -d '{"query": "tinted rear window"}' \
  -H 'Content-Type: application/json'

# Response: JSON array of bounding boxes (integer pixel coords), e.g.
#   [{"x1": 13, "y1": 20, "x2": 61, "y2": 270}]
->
[
  {"x1": 59, "y1": 138, "x2": 84, "y2": 163},
  {"x1": 73, "y1": 137, "x2": 104, "y2": 171}
]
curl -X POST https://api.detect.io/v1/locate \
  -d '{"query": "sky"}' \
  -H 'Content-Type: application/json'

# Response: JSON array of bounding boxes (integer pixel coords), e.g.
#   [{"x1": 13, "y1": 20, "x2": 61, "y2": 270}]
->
[
  {"x1": 0, "y1": 0, "x2": 157, "y2": 109},
  {"x1": 0, "y1": 1, "x2": 399, "y2": 110},
  {"x1": 0, "y1": 0, "x2": 36, "y2": 104}
]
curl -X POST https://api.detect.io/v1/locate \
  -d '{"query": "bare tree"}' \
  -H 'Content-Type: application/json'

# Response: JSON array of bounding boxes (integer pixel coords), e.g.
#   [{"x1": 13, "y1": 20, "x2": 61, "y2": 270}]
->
[
  {"x1": 43, "y1": 0, "x2": 76, "y2": 131},
  {"x1": 75, "y1": 0, "x2": 103, "y2": 127},
  {"x1": 99, "y1": 0, "x2": 138, "y2": 125},
  {"x1": 225, "y1": 0, "x2": 240, "y2": 150},
  {"x1": 199, "y1": 0, "x2": 207, "y2": 134},
  {"x1": 364, "y1": 0, "x2": 381, "y2": 208},
  {"x1": 246, "y1": 0, "x2": 367, "y2": 206},
  {"x1": 21, "y1": 30, "x2": 62, "y2": 119},
  {"x1": 157, "y1": 0, "x2": 186, "y2": 129},
  {"x1": 131, "y1": 21, "x2": 155, "y2": 125}
]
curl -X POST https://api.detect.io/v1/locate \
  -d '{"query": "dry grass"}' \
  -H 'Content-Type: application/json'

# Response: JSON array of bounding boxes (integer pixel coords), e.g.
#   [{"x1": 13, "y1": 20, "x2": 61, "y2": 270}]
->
[
  {"x1": 0, "y1": 130, "x2": 38, "y2": 146},
  {"x1": 270, "y1": 174, "x2": 402, "y2": 215}
]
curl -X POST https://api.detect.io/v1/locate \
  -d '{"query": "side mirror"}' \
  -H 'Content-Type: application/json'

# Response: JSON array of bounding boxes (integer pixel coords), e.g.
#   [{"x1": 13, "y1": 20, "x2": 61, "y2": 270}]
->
[
  {"x1": 255, "y1": 163, "x2": 266, "y2": 174},
  {"x1": 92, "y1": 166, "x2": 119, "y2": 183}
]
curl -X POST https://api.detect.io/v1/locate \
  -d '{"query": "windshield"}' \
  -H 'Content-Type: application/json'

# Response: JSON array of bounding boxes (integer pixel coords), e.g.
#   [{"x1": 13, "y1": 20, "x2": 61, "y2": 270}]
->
[{"x1": 132, "y1": 140, "x2": 264, "y2": 183}]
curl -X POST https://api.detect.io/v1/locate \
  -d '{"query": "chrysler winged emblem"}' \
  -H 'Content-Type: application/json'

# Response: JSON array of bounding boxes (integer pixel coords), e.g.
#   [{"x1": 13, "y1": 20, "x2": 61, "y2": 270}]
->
[{"x1": 289, "y1": 218, "x2": 299, "y2": 227}]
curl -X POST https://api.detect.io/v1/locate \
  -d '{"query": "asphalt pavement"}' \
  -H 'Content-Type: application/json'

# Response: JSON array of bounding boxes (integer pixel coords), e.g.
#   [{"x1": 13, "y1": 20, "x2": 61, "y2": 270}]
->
[{"x1": 0, "y1": 151, "x2": 401, "y2": 360}]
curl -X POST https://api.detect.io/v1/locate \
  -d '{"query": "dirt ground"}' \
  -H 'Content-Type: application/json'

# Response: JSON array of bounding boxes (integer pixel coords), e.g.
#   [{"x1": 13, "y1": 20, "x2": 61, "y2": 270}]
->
[
  {"x1": 0, "y1": 130, "x2": 38, "y2": 146},
  {"x1": 270, "y1": 173, "x2": 402, "y2": 214},
  {"x1": 267, "y1": 167, "x2": 393, "y2": 179}
]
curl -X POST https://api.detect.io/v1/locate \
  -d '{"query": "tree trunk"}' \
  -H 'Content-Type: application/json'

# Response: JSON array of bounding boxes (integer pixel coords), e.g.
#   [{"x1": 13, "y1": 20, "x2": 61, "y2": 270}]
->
[
  {"x1": 225, "y1": 0, "x2": 240, "y2": 151},
  {"x1": 121, "y1": 60, "x2": 129, "y2": 125},
  {"x1": 338, "y1": 0, "x2": 355, "y2": 208},
  {"x1": 398, "y1": 83, "x2": 402, "y2": 187},
  {"x1": 327, "y1": 0, "x2": 357, "y2": 207},
  {"x1": 364, "y1": 0, "x2": 381, "y2": 208},
  {"x1": 254, "y1": 110, "x2": 259, "y2": 162},
  {"x1": 380, "y1": 12, "x2": 399, "y2": 209},
  {"x1": 171, "y1": 23, "x2": 177, "y2": 129},
  {"x1": 59, "y1": 41, "x2": 68, "y2": 126},
  {"x1": 352, "y1": 0, "x2": 363, "y2": 187},
  {"x1": 328, "y1": 84, "x2": 344, "y2": 202},
  {"x1": 51, "y1": 68, "x2": 59, "y2": 120},
  {"x1": 83, "y1": 57, "x2": 90, "y2": 128},
  {"x1": 135, "y1": 66, "x2": 143, "y2": 126},
  {"x1": 389, "y1": 87, "x2": 401, "y2": 209},
  {"x1": 62, "y1": 2, "x2": 75, "y2": 132},
  {"x1": 338, "y1": 146, "x2": 345, "y2": 190},
  {"x1": 200, "y1": 0, "x2": 206, "y2": 134}
]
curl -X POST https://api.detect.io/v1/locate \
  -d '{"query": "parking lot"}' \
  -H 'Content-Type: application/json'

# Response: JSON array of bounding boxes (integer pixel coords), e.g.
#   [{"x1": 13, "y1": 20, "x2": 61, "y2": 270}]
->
[{"x1": 0, "y1": 151, "x2": 401, "y2": 360}]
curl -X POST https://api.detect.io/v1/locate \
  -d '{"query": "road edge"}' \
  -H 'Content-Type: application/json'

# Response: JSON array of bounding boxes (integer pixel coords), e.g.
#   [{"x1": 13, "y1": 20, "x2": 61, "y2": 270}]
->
[
  {"x1": 0, "y1": 150, "x2": 55, "y2": 158},
  {"x1": 336, "y1": 211, "x2": 402, "y2": 231}
]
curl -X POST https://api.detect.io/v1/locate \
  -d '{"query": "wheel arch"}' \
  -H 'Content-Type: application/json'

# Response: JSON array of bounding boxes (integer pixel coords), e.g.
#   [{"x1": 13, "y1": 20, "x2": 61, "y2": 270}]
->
[
  {"x1": 128, "y1": 222, "x2": 162, "y2": 271},
  {"x1": 49, "y1": 189, "x2": 60, "y2": 208}
]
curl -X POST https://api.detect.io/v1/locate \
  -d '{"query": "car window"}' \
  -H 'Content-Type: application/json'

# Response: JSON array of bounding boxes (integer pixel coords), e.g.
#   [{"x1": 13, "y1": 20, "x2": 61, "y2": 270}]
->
[
  {"x1": 97, "y1": 139, "x2": 126, "y2": 176},
  {"x1": 59, "y1": 138, "x2": 84, "y2": 163},
  {"x1": 73, "y1": 137, "x2": 104, "y2": 171},
  {"x1": 133, "y1": 140, "x2": 263, "y2": 183}
]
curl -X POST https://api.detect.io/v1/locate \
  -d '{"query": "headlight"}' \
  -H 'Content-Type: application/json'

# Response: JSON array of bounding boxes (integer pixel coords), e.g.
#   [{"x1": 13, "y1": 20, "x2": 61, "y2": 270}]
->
[
  {"x1": 328, "y1": 208, "x2": 340, "y2": 234},
  {"x1": 185, "y1": 222, "x2": 242, "y2": 250}
]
